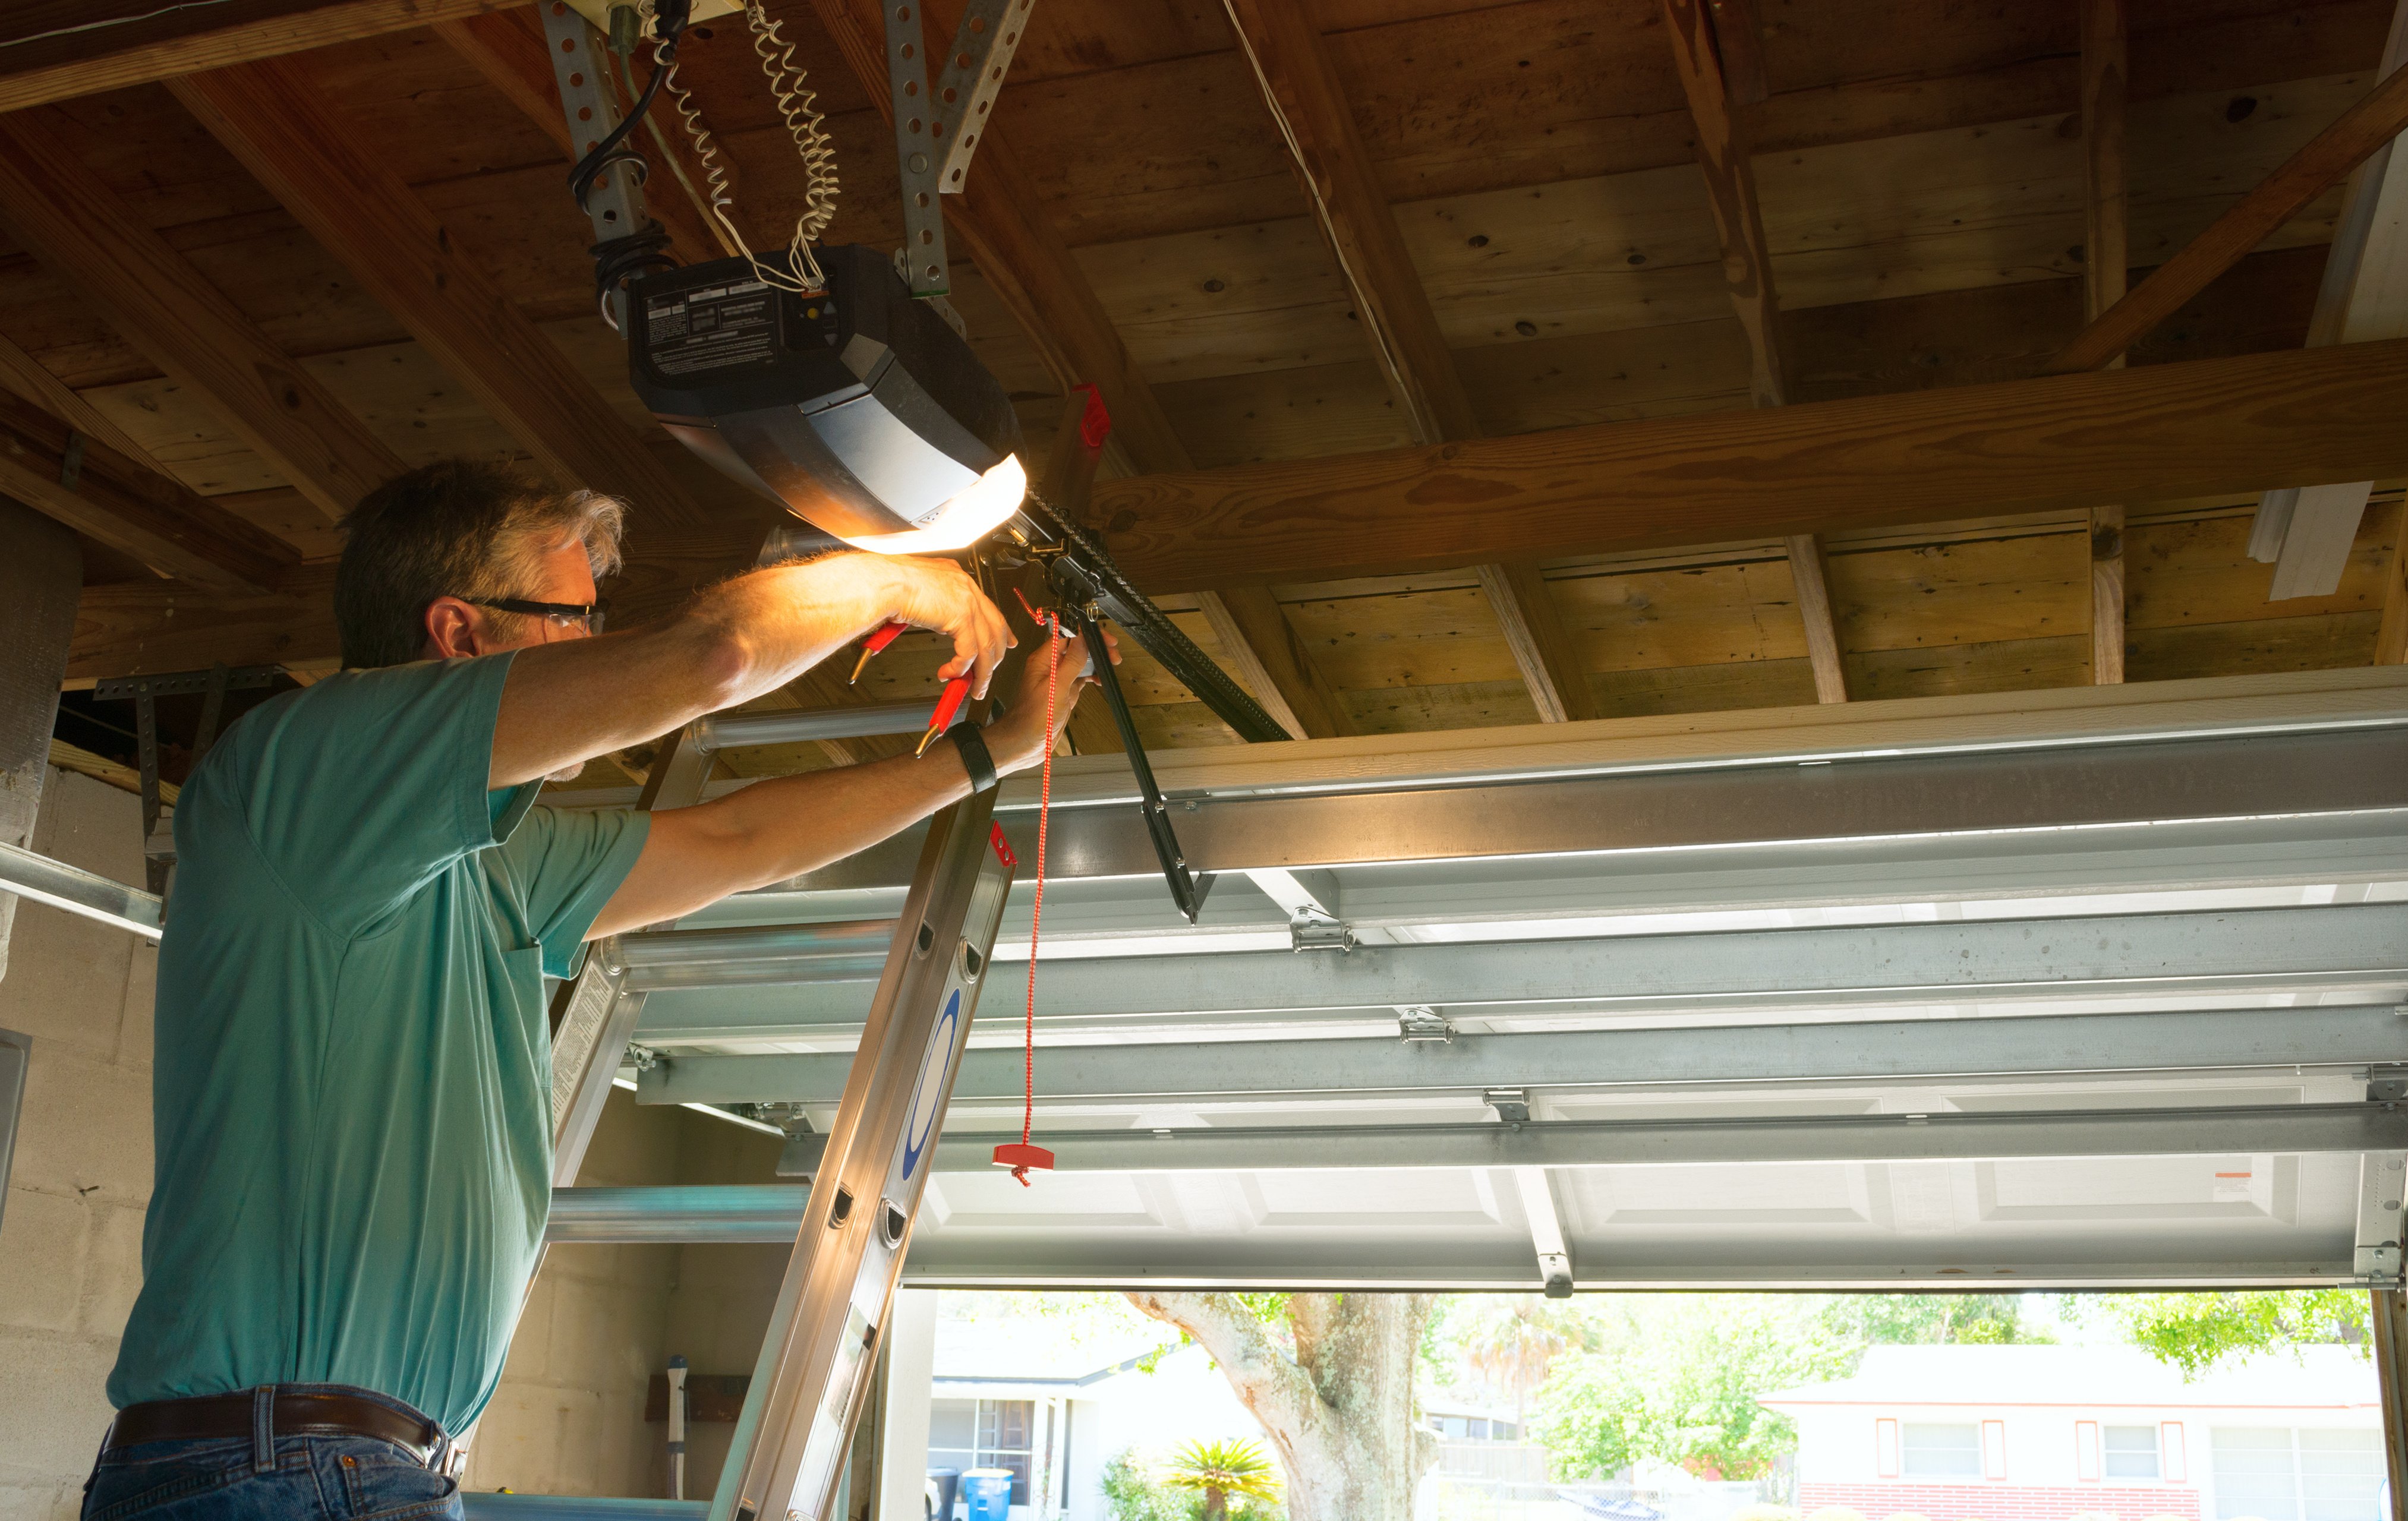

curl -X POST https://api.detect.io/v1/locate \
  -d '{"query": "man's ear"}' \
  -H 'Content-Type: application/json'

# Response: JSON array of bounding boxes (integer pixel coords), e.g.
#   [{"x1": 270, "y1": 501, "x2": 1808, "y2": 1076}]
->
[{"x1": 422, "y1": 596, "x2": 481, "y2": 660}]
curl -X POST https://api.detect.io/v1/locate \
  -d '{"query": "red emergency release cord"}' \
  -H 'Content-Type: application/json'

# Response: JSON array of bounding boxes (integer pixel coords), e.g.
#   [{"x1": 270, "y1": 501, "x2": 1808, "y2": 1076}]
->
[{"x1": 997, "y1": 603, "x2": 1066, "y2": 1185}]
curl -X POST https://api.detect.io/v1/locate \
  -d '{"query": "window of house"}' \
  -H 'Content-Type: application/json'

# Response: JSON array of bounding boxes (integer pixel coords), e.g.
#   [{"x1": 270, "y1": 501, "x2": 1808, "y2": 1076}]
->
[
  {"x1": 1902, "y1": 1423, "x2": 1983, "y2": 1478},
  {"x1": 928, "y1": 1398, "x2": 1036, "y2": 1506},
  {"x1": 2105, "y1": 1425, "x2": 2161, "y2": 1480},
  {"x1": 2211, "y1": 1427, "x2": 2384, "y2": 1521}
]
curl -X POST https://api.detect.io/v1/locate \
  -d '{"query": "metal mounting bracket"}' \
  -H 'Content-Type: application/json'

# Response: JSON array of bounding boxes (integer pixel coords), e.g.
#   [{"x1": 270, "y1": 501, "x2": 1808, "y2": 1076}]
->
[
  {"x1": 882, "y1": 0, "x2": 1038, "y2": 296},
  {"x1": 1291, "y1": 914, "x2": 1356, "y2": 954},
  {"x1": 1398, "y1": 1006, "x2": 1454, "y2": 1043}
]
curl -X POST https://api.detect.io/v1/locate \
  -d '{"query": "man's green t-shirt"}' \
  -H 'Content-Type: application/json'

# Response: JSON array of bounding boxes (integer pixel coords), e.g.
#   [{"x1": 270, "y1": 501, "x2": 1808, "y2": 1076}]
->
[{"x1": 106, "y1": 654, "x2": 650, "y2": 1435}]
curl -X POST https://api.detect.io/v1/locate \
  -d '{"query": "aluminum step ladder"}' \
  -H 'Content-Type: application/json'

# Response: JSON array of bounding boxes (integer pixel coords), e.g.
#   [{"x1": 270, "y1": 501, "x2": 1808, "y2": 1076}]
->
[{"x1": 541, "y1": 708, "x2": 1018, "y2": 1521}]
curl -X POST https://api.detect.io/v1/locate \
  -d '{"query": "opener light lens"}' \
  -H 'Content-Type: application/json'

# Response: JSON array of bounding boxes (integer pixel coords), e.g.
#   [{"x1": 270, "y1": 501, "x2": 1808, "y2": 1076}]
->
[{"x1": 837, "y1": 454, "x2": 1028, "y2": 556}]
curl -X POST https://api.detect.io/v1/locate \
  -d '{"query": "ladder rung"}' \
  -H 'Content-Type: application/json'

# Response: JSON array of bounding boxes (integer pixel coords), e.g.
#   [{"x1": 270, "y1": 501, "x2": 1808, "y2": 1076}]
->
[
  {"x1": 547, "y1": 1186, "x2": 809, "y2": 1244},
  {"x1": 695, "y1": 703, "x2": 932, "y2": 749},
  {"x1": 617, "y1": 921, "x2": 899, "y2": 965},
  {"x1": 616, "y1": 921, "x2": 899, "y2": 990}
]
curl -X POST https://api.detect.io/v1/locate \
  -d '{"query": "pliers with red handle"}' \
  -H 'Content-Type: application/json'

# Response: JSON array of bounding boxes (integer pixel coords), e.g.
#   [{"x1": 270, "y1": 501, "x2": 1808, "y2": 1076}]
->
[{"x1": 850, "y1": 619, "x2": 973, "y2": 757}]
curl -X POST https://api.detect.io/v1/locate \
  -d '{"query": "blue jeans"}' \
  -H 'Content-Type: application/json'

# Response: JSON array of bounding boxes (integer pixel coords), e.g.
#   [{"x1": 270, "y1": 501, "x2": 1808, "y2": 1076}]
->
[{"x1": 83, "y1": 1387, "x2": 462, "y2": 1521}]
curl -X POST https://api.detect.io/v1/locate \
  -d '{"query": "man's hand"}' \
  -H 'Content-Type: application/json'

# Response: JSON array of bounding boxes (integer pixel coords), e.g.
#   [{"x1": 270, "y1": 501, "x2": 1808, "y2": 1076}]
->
[
  {"x1": 985, "y1": 623, "x2": 1120, "y2": 774},
  {"x1": 871, "y1": 556, "x2": 1016, "y2": 697}
]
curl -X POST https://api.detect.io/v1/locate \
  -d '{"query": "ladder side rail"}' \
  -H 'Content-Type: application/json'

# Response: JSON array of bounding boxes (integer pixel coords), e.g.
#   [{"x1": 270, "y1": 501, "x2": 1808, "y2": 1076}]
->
[{"x1": 711, "y1": 791, "x2": 1015, "y2": 1521}]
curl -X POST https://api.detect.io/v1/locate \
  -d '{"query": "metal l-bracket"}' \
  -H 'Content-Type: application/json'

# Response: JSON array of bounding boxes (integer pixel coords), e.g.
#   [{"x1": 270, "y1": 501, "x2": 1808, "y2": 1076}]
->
[
  {"x1": 1073, "y1": 607, "x2": 1214, "y2": 924},
  {"x1": 882, "y1": 0, "x2": 1039, "y2": 296}
]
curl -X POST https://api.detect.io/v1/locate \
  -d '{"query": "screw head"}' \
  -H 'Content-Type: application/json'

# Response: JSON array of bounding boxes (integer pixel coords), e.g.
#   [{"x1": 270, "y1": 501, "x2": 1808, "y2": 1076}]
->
[{"x1": 907, "y1": 152, "x2": 929, "y2": 172}]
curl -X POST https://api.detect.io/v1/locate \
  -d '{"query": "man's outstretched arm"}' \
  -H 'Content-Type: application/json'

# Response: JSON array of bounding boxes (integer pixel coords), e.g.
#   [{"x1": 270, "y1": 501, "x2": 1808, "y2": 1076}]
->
[
  {"x1": 486, "y1": 551, "x2": 1013, "y2": 789},
  {"x1": 585, "y1": 626, "x2": 1105, "y2": 937}
]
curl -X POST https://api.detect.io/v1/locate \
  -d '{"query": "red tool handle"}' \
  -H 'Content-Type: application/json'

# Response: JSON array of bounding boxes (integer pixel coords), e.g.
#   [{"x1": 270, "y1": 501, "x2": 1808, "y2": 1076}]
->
[{"x1": 849, "y1": 620, "x2": 910, "y2": 686}]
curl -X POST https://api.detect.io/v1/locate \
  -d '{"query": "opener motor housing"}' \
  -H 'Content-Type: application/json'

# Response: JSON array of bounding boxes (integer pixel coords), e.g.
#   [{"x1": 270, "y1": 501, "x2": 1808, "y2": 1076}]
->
[{"x1": 628, "y1": 246, "x2": 1023, "y2": 546}]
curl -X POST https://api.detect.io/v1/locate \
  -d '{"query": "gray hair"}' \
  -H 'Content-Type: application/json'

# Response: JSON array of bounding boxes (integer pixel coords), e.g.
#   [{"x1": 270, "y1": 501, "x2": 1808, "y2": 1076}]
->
[{"x1": 335, "y1": 458, "x2": 627, "y2": 668}]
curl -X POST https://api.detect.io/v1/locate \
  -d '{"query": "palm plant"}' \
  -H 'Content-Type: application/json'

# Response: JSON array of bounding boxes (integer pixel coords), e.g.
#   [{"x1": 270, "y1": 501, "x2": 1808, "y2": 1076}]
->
[{"x1": 1159, "y1": 1439, "x2": 1283, "y2": 1521}]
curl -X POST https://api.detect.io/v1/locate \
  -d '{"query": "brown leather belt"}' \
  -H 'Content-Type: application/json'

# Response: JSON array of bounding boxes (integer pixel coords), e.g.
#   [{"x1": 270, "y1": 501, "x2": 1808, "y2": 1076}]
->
[{"x1": 106, "y1": 1389, "x2": 455, "y2": 1472}]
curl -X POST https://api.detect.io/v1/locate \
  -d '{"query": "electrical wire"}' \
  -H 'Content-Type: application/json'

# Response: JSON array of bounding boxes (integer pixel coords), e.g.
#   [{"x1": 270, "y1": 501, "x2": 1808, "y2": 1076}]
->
[
  {"x1": 1008, "y1": 610, "x2": 1066, "y2": 1187},
  {"x1": 613, "y1": 46, "x2": 742, "y2": 260}
]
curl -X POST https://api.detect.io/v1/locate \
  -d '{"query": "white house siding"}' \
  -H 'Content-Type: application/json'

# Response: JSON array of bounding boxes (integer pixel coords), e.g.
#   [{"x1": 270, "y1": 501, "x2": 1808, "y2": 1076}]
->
[{"x1": 1763, "y1": 1347, "x2": 2384, "y2": 1521}]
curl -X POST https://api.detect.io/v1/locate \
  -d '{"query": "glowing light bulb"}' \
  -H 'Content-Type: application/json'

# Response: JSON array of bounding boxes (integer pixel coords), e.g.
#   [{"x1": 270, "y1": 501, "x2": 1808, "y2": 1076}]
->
[{"x1": 838, "y1": 455, "x2": 1028, "y2": 556}]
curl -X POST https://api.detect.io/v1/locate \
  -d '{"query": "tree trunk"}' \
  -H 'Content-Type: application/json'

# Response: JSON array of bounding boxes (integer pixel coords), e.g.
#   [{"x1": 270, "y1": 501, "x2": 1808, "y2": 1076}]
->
[{"x1": 1126, "y1": 1292, "x2": 1436, "y2": 1521}]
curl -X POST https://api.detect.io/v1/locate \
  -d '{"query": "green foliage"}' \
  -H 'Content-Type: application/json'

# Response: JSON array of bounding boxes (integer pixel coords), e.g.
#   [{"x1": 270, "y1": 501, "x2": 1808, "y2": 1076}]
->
[
  {"x1": 1102, "y1": 1449, "x2": 1198, "y2": 1521},
  {"x1": 1431, "y1": 1296, "x2": 1597, "y2": 1409},
  {"x1": 1532, "y1": 1297, "x2": 1856, "y2": 1482},
  {"x1": 1161, "y1": 1440, "x2": 1285, "y2": 1521},
  {"x1": 1819, "y1": 1295, "x2": 2045, "y2": 1350},
  {"x1": 2069, "y1": 1291, "x2": 2371, "y2": 1377}
]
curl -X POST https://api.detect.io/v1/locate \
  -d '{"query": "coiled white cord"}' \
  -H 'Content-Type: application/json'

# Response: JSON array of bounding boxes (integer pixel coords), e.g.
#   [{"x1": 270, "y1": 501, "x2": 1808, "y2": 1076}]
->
[{"x1": 635, "y1": 0, "x2": 839, "y2": 294}]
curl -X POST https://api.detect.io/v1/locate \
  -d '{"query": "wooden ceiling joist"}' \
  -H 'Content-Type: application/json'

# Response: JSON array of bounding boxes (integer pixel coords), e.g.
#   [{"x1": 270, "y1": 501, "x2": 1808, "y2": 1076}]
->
[
  {"x1": 0, "y1": 386, "x2": 295, "y2": 594},
  {"x1": 1092, "y1": 337, "x2": 2408, "y2": 591},
  {"x1": 2082, "y1": 0, "x2": 2131, "y2": 686},
  {"x1": 0, "y1": 0, "x2": 511, "y2": 113},
  {"x1": 2051, "y1": 56, "x2": 2408, "y2": 374},
  {"x1": 1219, "y1": 0, "x2": 1594, "y2": 725},
  {"x1": 1662, "y1": 0, "x2": 1848, "y2": 705},
  {"x1": 0, "y1": 109, "x2": 404, "y2": 522},
  {"x1": 168, "y1": 57, "x2": 712, "y2": 529}
]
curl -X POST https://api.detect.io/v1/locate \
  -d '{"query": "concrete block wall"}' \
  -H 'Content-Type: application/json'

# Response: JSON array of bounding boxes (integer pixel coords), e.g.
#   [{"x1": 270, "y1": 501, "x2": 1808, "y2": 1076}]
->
[
  {"x1": 467, "y1": 1101, "x2": 787, "y2": 1502},
  {"x1": 0, "y1": 768, "x2": 790, "y2": 1517},
  {"x1": 0, "y1": 770, "x2": 159, "y2": 1521},
  {"x1": 467, "y1": 1090, "x2": 685, "y2": 1498}
]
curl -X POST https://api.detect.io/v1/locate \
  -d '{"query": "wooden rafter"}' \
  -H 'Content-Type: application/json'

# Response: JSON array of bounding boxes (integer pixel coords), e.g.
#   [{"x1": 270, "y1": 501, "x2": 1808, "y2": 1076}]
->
[
  {"x1": 168, "y1": 57, "x2": 711, "y2": 529},
  {"x1": 2051, "y1": 61, "x2": 2408, "y2": 374},
  {"x1": 1091, "y1": 337, "x2": 2408, "y2": 591},
  {"x1": 0, "y1": 0, "x2": 511, "y2": 112},
  {"x1": 1218, "y1": 0, "x2": 1594, "y2": 724},
  {"x1": 2082, "y1": 0, "x2": 2129, "y2": 686},
  {"x1": 0, "y1": 386, "x2": 296, "y2": 594},
  {"x1": 1196, "y1": 588, "x2": 1355, "y2": 740},
  {"x1": 1662, "y1": 0, "x2": 1848, "y2": 704},
  {"x1": 0, "y1": 109, "x2": 403, "y2": 522}
]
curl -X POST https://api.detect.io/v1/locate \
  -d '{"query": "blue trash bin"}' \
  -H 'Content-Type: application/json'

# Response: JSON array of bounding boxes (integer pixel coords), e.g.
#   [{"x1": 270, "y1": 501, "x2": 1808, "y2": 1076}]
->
[{"x1": 959, "y1": 1468, "x2": 1014, "y2": 1521}]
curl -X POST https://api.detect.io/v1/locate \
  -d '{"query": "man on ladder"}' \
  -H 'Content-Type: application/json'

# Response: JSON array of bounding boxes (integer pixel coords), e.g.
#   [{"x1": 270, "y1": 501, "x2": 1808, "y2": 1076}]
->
[{"x1": 81, "y1": 459, "x2": 1106, "y2": 1521}]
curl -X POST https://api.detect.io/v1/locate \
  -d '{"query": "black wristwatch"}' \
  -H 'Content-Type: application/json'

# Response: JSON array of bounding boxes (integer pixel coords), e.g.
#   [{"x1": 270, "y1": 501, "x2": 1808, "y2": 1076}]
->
[{"x1": 946, "y1": 721, "x2": 998, "y2": 793}]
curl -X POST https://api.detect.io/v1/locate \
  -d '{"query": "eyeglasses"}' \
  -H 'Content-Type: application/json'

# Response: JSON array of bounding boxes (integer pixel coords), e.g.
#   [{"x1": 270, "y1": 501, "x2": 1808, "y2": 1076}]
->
[{"x1": 462, "y1": 597, "x2": 608, "y2": 634}]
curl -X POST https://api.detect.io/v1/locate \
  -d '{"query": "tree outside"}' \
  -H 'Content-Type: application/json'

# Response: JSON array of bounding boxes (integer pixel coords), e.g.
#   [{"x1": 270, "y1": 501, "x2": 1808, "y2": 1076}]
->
[{"x1": 953, "y1": 1286, "x2": 2378, "y2": 1520}]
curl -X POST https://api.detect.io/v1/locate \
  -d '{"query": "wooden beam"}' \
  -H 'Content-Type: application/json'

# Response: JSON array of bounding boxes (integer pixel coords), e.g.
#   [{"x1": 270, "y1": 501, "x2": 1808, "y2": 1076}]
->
[
  {"x1": 1474, "y1": 561, "x2": 1600, "y2": 723},
  {"x1": 70, "y1": 564, "x2": 338, "y2": 683},
  {"x1": 2050, "y1": 61, "x2": 2408, "y2": 374},
  {"x1": 2379, "y1": 501, "x2": 2407, "y2": 664},
  {"x1": 1219, "y1": 0, "x2": 1593, "y2": 723},
  {"x1": 1219, "y1": 0, "x2": 1476, "y2": 443},
  {"x1": 1662, "y1": 0, "x2": 1785, "y2": 412},
  {"x1": 169, "y1": 58, "x2": 711, "y2": 529},
  {"x1": 0, "y1": 109, "x2": 402, "y2": 522},
  {"x1": 1782, "y1": 534, "x2": 1849, "y2": 705},
  {"x1": 0, "y1": 386, "x2": 296, "y2": 594},
  {"x1": 2083, "y1": 0, "x2": 2129, "y2": 685},
  {"x1": 0, "y1": 0, "x2": 510, "y2": 112},
  {"x1": 1090, "y1": 337, "x2": 2408, "y2": 591},
  {"x1": 0, "y1": 330, "x2": 161, "y2": 468},
  {"x1": 1663, "y1": 0, "x2": 1848, "y2": 704},
  {"x1": 430, "y1": 9, "x2": 727, "y2": 266},
  {"x1": 1194, "y1": 587, "x2": 1355, "y2": 739}
]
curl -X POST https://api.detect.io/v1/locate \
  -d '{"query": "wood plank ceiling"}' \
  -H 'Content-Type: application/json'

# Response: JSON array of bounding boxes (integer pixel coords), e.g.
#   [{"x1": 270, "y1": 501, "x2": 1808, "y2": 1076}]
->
[{"x1": 4, "y1": 0, "x2": 2404, "y2": 766}]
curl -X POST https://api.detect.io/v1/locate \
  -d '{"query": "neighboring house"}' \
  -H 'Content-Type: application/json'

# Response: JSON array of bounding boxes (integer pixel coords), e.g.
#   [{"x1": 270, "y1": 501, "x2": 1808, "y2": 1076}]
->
[
  {"x1": 1758, "y1": 1345, "x2": 2385, "y2": 1521},
  {"x1": 926, "y1": 1317, "x2": 1260, "y2": 1521}
]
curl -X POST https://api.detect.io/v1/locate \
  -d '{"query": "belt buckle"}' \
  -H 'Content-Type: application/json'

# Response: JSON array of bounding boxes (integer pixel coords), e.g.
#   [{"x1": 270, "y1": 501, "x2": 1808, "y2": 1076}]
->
[{"x1": 431, "y1": 1436, "x2": 466, "y2": 1481}]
